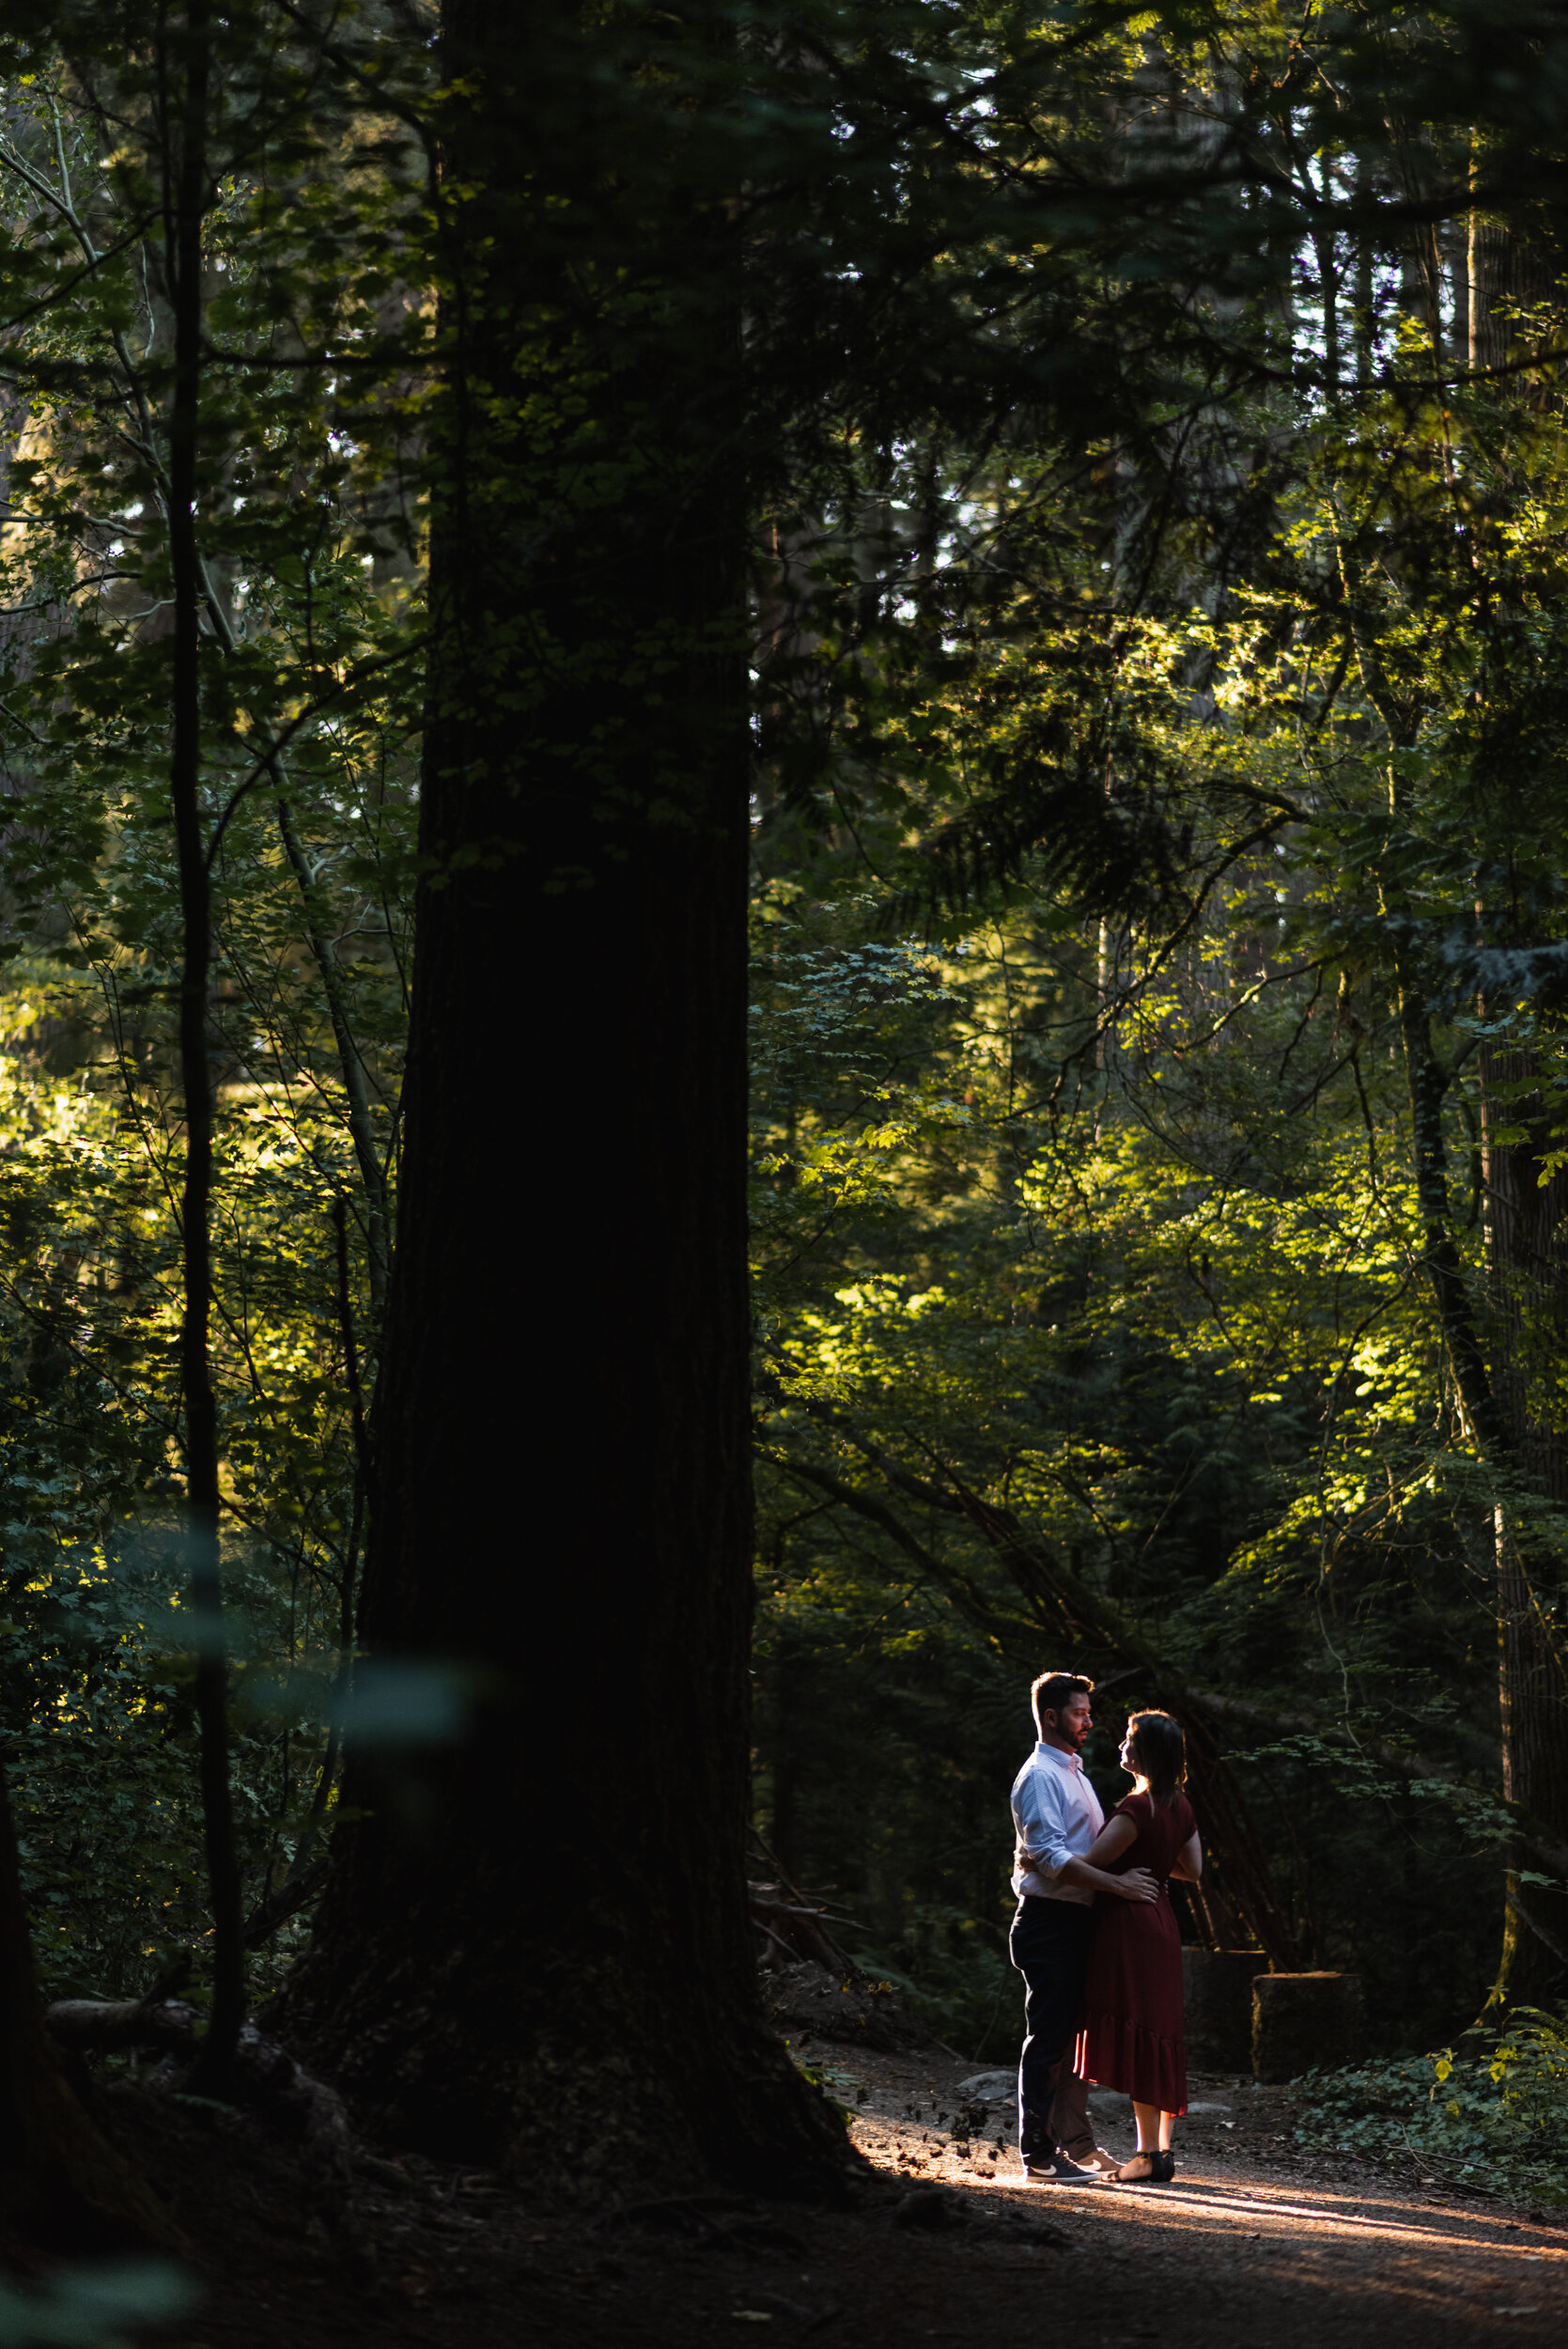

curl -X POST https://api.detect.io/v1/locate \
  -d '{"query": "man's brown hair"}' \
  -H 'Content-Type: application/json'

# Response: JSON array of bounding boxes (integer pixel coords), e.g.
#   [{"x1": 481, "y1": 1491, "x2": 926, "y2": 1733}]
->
[{"x1": 1031, "y1": 1671, "x2": 1094, "y2": 1736}]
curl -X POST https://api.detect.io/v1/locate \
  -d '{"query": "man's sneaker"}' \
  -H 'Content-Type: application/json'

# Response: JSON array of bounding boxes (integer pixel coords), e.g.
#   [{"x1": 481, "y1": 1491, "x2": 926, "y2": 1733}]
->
[
  {"x1": 1079, "y1": 2146, "x2": 1121, "y2": 2176},
  {"x1": 1020, "y1": 2152, "x2": 1106, "y2": 2185}
]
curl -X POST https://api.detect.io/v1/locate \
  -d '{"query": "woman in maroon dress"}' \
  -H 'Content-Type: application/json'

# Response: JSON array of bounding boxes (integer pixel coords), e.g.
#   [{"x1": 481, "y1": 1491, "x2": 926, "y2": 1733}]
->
[{"x1": 1074, "y1": 1711, "x2": 1203, "y2": 2184}]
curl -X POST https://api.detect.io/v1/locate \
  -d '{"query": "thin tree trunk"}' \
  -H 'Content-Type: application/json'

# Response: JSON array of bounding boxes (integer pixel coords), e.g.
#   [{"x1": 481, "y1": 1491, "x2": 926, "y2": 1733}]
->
[
  {"x1": 1469, "y1": 212, "x2": 1552, "y2": 377},
  {"x1": 192, "y1": 571, "x2": 393, "y2": 1316},
  {"x1": 1395, "y1": 988, "x2": 1506, "y2": 1454},
  {"x1": 1479, "y1": 1044, "x2": 1568, "y2": 2004},
  {"x1": 166, "y1": 0, "x2": 243, "y2": 2095},
  {"x1": 272, "y1": 788, "x2": 390, "y2": 1315},
  {"x1": 284, "y1": 1, "x2": 848, "y2": 2196}
]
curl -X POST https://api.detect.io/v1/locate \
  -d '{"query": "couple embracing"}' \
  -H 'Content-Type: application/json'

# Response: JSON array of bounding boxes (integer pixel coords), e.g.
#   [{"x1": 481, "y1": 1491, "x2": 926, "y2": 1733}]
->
[{"x1": 1009, "y1": 1671, "x2": 1203, "y2": 2186}]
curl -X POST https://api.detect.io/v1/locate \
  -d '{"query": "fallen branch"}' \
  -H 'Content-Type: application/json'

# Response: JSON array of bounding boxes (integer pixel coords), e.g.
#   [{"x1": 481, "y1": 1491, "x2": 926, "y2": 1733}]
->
[
  {"x1": 754, "y1": 1918, "x2": 800, "y2": 1966},
  {"x1": 241, "y1": 1853, "x2": 329, "y2": 1949},
  {"x1": 748, "y1": 1885, "x2": 856, "y2": 1973},
  {"x1": 45, "y1": 1995, "x2": 200, "y2": 2060},
  {"x1": 746, "y1": 1827, "x2": 868, "y2": 1975}
]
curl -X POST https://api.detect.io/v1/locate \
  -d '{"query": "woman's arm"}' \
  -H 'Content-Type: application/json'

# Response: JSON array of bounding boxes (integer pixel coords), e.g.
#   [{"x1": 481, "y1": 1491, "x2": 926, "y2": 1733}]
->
[
  {"x1": 1170, "y1": 1828, "x2": 1203, "y2": 1882},
  {"x1": 1081, "y1": 1813, "x2": 1137, "y2": 1872},
  {"x1": 1052, "y1": 1811, "x2": 1156, "y2": 1901}
]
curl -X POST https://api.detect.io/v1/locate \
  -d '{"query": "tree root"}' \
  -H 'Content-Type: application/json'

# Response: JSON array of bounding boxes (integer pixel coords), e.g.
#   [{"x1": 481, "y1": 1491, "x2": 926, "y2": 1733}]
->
[{"x1": 45, "y1": 1996, "x2": 362, "y2": 2222}]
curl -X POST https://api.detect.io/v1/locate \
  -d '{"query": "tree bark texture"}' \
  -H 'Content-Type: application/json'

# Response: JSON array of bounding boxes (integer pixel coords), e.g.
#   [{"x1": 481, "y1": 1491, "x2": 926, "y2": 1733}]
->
[
  {"x1": 1468, "y1": 211, "x2": 1556, "y2": 378},
  {"x1": 285, "y1": 4, "x2": 849, "y2": 2197},
  {"x1": 1394, "y1": 973, "x2": 1568, "y2": 2006},
  {"x1": 1480, "y1": 1045, "x2": 1568, "y2": 2004}
]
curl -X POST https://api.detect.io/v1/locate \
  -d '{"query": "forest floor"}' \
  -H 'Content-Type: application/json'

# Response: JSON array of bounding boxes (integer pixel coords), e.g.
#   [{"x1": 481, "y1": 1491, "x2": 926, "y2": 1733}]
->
[{"x1": 30, "y1": 2043, "x2": 1568, "y2": 2348}]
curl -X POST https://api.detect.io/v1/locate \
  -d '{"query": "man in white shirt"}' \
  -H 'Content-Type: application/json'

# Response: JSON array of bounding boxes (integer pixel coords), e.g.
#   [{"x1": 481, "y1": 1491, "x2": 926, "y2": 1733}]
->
[{"x1": 1009, "y1": 1670, "x2": 1156, "y2": 2183}]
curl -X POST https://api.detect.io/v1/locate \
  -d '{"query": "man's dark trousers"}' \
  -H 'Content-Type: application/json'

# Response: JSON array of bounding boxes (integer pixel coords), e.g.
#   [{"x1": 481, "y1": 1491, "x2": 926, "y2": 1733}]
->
[{"x1": 1010, "y1": 1895, "x2": 1094, "y2": 2164}]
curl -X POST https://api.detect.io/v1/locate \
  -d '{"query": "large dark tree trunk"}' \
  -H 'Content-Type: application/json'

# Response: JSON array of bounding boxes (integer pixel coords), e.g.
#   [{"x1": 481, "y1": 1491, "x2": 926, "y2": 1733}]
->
[
  {"x1": 0, "y1": 1759, "x2": 177, "y2": 2249},
  {"x1": 283, "y1": 3, "x2": 848, "y2": 2196}
]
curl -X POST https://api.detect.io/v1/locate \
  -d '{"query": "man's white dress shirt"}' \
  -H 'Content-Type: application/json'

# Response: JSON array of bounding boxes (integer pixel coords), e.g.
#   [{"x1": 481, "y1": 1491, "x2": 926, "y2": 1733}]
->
[{"x1": 1010, "y1": 1740, "x2": 1105, "y2": 1904}]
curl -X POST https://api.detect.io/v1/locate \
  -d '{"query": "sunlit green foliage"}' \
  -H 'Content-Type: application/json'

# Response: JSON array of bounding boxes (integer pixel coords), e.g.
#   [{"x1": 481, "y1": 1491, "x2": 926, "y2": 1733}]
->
[{"x1": 0, "y1": 11, "x2": 422, "y2": 1997}]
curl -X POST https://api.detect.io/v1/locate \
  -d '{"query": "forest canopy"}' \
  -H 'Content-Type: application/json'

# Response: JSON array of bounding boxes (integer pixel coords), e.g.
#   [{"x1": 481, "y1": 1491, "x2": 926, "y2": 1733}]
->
[{"x1": 0, "y1": 0, "x2": 1563, "y2": 2210}]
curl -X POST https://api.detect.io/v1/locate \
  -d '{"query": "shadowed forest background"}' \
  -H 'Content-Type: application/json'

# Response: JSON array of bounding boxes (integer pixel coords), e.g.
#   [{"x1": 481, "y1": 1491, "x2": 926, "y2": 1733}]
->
[{"x1": 1, "y1": 0, "x2": 1568, "y2": 2263}]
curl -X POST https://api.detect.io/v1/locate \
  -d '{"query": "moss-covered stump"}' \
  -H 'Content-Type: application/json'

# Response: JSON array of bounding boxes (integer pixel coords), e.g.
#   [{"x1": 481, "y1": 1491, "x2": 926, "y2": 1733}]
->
[
  {"x1": 1252, "y1": 1972, "x2": 1365, "y2": 2083},
  {"x1": 1183, "y1": 1949, "x2": 1265, "y2": 2073}
]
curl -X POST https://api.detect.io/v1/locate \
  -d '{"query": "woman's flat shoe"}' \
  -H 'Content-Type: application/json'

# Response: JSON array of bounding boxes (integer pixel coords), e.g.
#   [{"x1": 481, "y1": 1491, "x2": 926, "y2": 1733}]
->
[
  {"x1": 1154, "y1": 2150, "x2": 1175, "y2": 2183},
  {"x1": 1112, "y1": 2151, "x2": 1159, "y2": 2183}
]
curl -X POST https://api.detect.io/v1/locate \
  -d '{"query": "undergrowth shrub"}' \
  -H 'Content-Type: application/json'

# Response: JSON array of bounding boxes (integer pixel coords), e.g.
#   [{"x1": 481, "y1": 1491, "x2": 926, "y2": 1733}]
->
[{"x1": 1292, "y1": 2008, "x2": 1568, "y2": 2202}]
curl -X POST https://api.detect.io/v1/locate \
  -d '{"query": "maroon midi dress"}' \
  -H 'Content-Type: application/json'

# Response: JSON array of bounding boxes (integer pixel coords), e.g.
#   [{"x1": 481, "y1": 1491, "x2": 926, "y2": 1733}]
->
[{"x1": 1074, "y1": 1789, "x2": 1195, "y2": 2115}]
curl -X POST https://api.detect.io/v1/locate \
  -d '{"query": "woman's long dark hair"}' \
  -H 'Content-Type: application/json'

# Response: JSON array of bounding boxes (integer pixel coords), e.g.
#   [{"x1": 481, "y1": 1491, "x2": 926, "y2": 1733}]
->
[{"x1": 1127, "y1": 1710, "x2": 1186, "y2": 1808}]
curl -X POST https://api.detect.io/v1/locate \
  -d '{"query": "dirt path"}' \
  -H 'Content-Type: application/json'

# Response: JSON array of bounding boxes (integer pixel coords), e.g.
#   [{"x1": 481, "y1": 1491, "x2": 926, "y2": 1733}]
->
[
  {"x1": 832, "y1": 2044, "x2": 1568, "y2": 2345},
  {"x1": 80, "y1": 2043, "x2": 1568, "y2": 2348}
]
